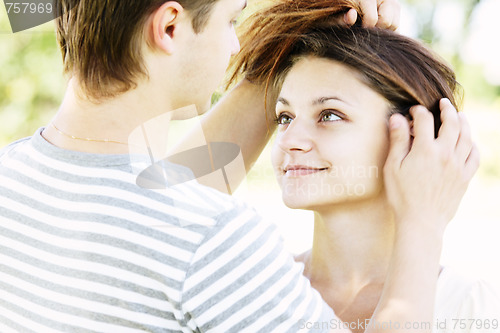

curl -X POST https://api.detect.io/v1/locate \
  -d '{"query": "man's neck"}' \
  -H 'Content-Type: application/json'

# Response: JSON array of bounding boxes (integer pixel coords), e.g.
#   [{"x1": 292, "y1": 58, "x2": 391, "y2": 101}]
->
[{"x1": 42, "y1": 78, "x2": 176, "y2": 156}]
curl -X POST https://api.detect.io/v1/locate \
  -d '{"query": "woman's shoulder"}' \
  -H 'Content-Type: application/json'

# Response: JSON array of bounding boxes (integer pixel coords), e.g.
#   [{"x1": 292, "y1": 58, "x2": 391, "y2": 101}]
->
[{"x1": 434, "y1": 266, "x2": 500, "y2": 330}]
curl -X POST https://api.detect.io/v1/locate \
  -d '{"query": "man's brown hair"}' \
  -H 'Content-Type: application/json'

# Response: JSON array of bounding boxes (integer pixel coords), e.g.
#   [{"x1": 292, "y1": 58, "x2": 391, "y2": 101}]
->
[{"x1": 56, "y1": 0, "x2": 219, "y2": 101}]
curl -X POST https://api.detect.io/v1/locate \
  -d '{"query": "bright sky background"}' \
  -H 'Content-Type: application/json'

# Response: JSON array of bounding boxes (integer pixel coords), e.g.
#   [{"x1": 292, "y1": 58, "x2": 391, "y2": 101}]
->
[{"x1": 461, "y1": 0, "x2": 500, "y2": 85}]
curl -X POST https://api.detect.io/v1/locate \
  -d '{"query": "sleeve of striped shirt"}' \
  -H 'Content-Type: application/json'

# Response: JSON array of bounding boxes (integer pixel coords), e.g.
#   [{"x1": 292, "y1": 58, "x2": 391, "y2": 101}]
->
[{"x1": 180, "y1": 202, "x2": 336, "y2": 332}]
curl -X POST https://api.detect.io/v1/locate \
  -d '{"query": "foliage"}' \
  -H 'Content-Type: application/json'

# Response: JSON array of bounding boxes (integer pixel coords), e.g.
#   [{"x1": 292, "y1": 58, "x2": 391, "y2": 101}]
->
[{"x1": 0, "y1": 17, "x2": 64, "y2": 147}]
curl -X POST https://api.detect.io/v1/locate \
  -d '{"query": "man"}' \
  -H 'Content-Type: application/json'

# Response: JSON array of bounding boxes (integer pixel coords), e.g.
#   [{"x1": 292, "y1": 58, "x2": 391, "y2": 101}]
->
[{"x1": 0, "y1": 0, "x2": 478, "y2": 332}]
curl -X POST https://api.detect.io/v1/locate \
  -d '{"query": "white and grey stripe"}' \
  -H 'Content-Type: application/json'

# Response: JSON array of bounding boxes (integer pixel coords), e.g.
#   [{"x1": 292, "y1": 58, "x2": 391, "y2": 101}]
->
[{"x1": 0, "y1": 128, "x2": 335, "y2": 332}]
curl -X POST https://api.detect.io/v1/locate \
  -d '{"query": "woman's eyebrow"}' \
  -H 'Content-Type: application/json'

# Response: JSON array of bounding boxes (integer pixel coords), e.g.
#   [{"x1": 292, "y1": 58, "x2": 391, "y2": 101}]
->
[
  {"x1": 277, "y1": 96, "x2": 350, "y2": 106},
  {"x1": 313, "y1": 96, "x2": 349, "y2": 106},
  {"x1": 277, "y1": 97, "x2": 289, "y2": 106}
]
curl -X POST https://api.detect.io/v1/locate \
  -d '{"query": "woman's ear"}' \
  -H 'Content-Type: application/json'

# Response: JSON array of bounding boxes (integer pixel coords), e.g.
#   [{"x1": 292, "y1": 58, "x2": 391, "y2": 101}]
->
[{"x1": 150, "y1": 1, "x2": 184, "y2": 54}]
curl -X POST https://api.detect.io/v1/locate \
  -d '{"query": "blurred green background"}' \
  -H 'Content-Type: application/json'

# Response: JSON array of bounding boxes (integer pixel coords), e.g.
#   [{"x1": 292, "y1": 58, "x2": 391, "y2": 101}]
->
[{"x1": 1, "y1": 0, "x2": 499, "y2": 282}]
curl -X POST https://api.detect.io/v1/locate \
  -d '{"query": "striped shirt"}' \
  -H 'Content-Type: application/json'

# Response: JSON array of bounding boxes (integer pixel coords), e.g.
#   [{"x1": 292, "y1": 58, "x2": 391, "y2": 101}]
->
[{"x1": 0, "y1": 128, "x2": 334, "y2": 332}]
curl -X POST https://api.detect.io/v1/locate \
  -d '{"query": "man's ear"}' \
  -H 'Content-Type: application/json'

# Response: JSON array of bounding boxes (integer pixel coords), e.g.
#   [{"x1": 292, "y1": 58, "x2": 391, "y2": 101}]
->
[{"x1": 150, "y1": 1, "x2": 184, "y2": 54}]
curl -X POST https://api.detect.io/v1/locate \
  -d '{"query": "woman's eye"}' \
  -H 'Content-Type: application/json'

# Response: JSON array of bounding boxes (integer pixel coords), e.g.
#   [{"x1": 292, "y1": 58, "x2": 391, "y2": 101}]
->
[
  {"x1": 276, "y1": 114, "x2": 293, "y2": 125},
  {"x1": 321, "y1": 111, "x2": 341, "y2": 122}
]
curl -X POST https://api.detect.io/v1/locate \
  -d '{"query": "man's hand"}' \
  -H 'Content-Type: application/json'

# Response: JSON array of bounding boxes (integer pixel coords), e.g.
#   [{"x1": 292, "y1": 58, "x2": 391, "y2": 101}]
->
[
  {"x1": 344, "y1": 0, "x2": 401, "y2": 30},
  {"x1": 384, "y1": 98, "x2": 480, "y2": 233}
]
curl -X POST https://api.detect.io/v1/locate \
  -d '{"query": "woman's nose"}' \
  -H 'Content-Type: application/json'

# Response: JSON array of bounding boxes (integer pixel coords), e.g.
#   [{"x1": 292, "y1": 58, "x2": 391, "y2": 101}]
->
[{"x1": 276, "y1": 119, "x2": 314, "y2": 153}]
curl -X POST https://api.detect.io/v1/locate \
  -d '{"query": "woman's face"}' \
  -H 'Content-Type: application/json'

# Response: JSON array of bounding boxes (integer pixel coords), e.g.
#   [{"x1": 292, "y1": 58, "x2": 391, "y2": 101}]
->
[{"x1": 271, "y1": 56, "x2": 392, "y2": 210}]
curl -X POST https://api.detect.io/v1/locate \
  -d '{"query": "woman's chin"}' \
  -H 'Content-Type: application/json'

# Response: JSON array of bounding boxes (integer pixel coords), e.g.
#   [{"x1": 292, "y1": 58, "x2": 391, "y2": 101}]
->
[{"x1": 282, "y1": 195, "x2": 316, "y2": 210}]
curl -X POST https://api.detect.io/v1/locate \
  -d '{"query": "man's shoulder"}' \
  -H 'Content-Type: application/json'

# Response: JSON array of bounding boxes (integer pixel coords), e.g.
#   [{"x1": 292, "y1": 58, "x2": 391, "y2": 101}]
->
[
  {"x1": 184, "y1": 183, "x2": 261, "y2": 231},
  {"x1": 181, "y1": 183, "x2": 271, "y2": 250},
  {"x1": 0, "y1": 135, "x2": 32, "y2": 160}
]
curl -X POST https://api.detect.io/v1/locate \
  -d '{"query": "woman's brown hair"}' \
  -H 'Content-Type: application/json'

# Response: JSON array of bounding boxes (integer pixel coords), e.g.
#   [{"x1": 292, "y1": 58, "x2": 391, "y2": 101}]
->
[{"x1": 230, "y1": 0, "x2": 461, "y2": 136}]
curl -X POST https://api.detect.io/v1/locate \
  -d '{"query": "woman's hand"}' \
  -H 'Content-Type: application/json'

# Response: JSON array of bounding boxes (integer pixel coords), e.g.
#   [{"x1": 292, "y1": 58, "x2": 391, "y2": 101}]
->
[{"x1": 384, "y1": 98, "x2": 480, "y2": 233}]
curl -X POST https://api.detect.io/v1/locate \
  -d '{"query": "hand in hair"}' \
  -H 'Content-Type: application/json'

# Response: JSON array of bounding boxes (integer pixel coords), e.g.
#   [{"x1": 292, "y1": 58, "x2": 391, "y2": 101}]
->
[
  {"x1": 344, "y1": 0, "x2": 400, "y2": 30},
  {"x1": 384, "y1": 98, "x2": 479, "y2": 233}
]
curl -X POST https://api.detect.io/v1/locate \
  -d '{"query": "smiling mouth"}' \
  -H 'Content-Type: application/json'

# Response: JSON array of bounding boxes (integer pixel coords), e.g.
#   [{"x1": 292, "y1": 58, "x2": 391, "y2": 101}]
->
[{"x1": 284, "y1": 167, "x2": 328, "y2": 177}]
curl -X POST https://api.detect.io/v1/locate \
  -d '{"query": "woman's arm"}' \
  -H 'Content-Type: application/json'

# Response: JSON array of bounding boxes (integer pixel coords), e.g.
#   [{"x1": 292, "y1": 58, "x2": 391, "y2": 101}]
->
[
  {"x1": 327, "y1": 100, "x2": 478, "y2": 333},
  {"x1": 365, "y1": 100, "x2": 480, "y2": 333}
]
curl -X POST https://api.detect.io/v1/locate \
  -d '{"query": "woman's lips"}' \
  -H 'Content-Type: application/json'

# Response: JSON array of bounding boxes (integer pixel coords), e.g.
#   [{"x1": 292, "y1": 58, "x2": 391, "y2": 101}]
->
[{"x1": 284, "y1": 165, "x2": 328, "y2": 177}]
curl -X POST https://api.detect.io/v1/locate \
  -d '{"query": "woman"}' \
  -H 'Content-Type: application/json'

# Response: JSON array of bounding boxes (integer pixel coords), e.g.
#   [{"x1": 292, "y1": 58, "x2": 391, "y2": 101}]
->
[{"x1": 231, "y1": 0, "x2": 499, "y2": 332}]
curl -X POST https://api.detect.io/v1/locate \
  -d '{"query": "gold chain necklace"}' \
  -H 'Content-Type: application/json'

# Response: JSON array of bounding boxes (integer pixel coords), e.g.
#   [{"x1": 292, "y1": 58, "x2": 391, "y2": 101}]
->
[{"x1": 50, "y1": 122, "x2": 129, "y2": 146}]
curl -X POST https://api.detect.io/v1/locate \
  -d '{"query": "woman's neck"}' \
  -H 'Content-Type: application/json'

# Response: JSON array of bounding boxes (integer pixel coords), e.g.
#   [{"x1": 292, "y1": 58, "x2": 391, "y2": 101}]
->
[{"x1": 304, "y1": 196, "x2": 395, "y2": 307}]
